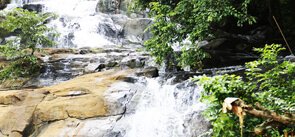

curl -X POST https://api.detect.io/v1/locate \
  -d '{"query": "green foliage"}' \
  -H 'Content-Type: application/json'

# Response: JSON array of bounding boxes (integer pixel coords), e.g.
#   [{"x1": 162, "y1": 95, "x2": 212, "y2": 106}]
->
[
  {"x1": 0, "y1": 8, "x2": 57, "y2": 54},
  {"x1": 178, "y1": 45, "x2": 208, "y2": 69},
  {"x1": 0, "y1": 8, "x2": 57, "y2": 81},
  {"x1": 0, "y1": 56, "x2": 40, "y2": 79},
  {"x1": 245, "y1": 44, "x2": 295, "y2": 113},
  {"x1": 134, "y1": 0, "x2": 256, "y2": 69},
  {"x1": 129, "y1": 0, "x2": 180, "y2": 11},
  {"x1": 198, "y1": 74, "x2": 250, "y2": 136},
  {"x1": 195, "y1": 44, "x2": 295, "y2": 136}
]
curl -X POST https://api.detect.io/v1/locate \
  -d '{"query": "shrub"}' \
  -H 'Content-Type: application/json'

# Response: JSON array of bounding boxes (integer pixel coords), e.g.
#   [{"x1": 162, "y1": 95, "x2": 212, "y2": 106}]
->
[
  {"x1": 0, "y1": 8, "x2": 57, "y2": 81},
  {"x1": 196, "y1": 44, "x2": 295, "y2": 136}
]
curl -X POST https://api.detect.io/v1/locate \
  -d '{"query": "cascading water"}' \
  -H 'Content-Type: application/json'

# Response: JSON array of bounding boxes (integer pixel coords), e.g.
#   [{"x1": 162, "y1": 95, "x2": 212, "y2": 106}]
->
[
  {"x1": 2, "y1": 0, "x2": 211, "y2": 136},
  {"x1": 6, "y1": 0, "x2": 122, "y2": 48},
  {"x1": 111, "y1": 78, "x2": 210, "y2": 137},
  {"x1": 37, "y1": 0, "x2": 117, "y2": 48}
]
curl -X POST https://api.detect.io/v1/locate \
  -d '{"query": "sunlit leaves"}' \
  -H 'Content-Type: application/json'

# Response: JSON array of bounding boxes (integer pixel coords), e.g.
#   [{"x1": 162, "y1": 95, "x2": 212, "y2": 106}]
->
[
  {"x1": 135, "y1": 0, "x2": 256, "y2": 69},
  {"x1": 0, "y1": 8, "x2": 57, "y2": 81},
  {"x1": 195, "y1": 44, "x2": 295, "y2": 136}
]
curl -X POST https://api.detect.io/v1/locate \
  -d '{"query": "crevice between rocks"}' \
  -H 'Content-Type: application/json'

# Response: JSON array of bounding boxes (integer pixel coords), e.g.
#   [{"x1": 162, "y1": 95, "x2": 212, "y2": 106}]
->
[{"x1": 22, "y1": 93, "x2": 47, "y2": 137}]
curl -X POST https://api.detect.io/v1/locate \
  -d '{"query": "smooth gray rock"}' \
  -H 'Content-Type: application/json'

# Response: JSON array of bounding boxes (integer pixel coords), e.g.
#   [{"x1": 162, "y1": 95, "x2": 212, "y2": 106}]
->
[{"x1": 123, "y1": 18, "x2": 152, "y2": 44}]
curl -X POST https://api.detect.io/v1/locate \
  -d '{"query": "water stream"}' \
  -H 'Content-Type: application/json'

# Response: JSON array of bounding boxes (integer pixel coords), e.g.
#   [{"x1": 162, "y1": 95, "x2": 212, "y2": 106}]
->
[
  {"x1": 4, "y1": 0, "x2": 211, "y2": 136},
  {"x1": 115, "y1": 78, "x2": 210, "y2": 137}
]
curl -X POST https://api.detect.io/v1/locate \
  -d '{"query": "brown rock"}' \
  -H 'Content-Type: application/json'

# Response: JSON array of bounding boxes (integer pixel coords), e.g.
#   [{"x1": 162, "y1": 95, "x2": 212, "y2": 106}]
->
[
  {"x1": 0, "y1": 69, "x2": 135, "y2": 136},
  {"x1": 34, "y1": 95, "x2": 107, "y2": 124},
  {"x1": 0, "y1": 90, "x2": 28, "y2": 105},
  {"x1": 0, "y1": 91, "x2": 45, "y2": 136}
]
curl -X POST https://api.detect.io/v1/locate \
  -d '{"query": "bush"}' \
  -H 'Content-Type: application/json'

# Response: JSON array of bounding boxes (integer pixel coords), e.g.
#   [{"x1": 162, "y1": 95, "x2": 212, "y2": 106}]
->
[
  {"x1": 133, "y1": 0, "x2": 255, "y2": 69},
  {"x1": 195, "y1": 44, "x2": 295, "y2": 136},
  {"x1": 0, "y1": 8, "x2": 57, "y2": 82}
]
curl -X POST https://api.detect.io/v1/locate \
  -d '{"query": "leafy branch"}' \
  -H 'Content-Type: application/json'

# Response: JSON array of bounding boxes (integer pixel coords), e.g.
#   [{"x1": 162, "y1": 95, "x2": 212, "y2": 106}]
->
[
  {"x1": 196, "y1": 44, "x2": 295, "y2": 136},
  {"x1": 0, "y1": 8, "x2": 57, "y2": 82}
]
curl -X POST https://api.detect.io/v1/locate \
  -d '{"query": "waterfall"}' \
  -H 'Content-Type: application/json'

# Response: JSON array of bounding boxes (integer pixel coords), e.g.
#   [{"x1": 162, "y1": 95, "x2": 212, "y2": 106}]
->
[
  {"x1": 2, "y1": 0, "x2": 211, "y2": 136},
  {"x1": 6, "y1": 0, "x2": 32, "y2": 7},
  {"x1": 33, "y1": 0, "x2": 118, "y2": 48},
  {"x1": 113, "y1": 78, "x2": 210, "y2": 137}
]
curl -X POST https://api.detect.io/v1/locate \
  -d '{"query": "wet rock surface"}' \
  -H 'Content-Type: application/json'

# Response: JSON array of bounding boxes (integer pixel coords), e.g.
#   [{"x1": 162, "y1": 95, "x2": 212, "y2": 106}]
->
[
  {"x1": 22, "y1": 4, "x2": 44, "y2": 12},
  {"x1": 0, "y1": 69, "x2": 212, "y2": 137},
  {"x1": 136, "y1": 67, "x2": 159, "y2": 78},
  {"x1": 0, "y1": 0, "x2": 212, "y2": 136},
  {"x1": 26, "y1": 46, "x2": 154, "y2": 87}
]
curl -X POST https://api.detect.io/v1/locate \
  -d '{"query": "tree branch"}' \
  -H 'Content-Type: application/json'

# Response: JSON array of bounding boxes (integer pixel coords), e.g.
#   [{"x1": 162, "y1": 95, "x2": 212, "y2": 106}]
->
[
  {"x1": 244, "y1": 106, "x2": 294, "y2": 125},
  {"x1": 223, "y1": 98, "x2": 295, "y2": 125}
]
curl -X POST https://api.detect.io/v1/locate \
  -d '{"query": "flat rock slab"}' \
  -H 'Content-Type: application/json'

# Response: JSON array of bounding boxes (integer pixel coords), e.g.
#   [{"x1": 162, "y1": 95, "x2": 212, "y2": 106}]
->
[{"x1": 36, "y1": 116, "x2": 120, "y2": 137}]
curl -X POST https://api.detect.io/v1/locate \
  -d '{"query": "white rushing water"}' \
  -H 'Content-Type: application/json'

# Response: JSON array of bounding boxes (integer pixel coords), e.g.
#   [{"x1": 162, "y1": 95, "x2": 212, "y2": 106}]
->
[
  {"x1": 41, "y1": 0, "x2": 115, "y2": 48},
  {"x1": 8, "y1": 0, "x2": 118, "y2": 48},
  {"x1": 117, "y1": 78, "x2": 209, "y2": 137},
  {"x1": 4, "y1": 0, "x2": 210, "y2": 136}
]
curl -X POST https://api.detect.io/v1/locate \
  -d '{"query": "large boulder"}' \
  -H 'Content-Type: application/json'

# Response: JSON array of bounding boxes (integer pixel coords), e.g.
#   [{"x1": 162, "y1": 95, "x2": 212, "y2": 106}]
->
[
  {"x1": 34, "y1": 117, "x2": 121, "y2": 137},
  {"x1": 123, "y1": 18, "x2": 152, "y2": 43},
  {"x1": 0, "y1": 90, "x2": 46, "y2": 137},
  {"x1": 109, "y1": 16, "x2": 153, "y2": 44},
  {"x1": 0, "y1": 69, "x2": 137, "y2": 137}
]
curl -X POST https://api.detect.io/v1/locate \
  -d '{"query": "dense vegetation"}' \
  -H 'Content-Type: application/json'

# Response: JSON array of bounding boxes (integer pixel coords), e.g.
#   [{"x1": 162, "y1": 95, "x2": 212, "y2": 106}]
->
[
  {"x1": 0, "y1": 8, "x2": 56, "y2": 82},
  {"x1": 196, "y1": 44, "x2": 294, "y2": 136},
  {"x1": 133, "y1": 0, "x2": 295, "y2": 70}
]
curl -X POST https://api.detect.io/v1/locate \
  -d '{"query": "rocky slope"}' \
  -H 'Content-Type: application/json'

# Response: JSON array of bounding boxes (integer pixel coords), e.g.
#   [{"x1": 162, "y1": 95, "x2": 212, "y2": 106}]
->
[
  {"x1": 0, "y1": 68, "x2": 210, "y2": 137},
  {"x1": 0, "y1": 0, "x2": 211, "y2": 136},
  {"x1": 0, "y1": 69, "x2": 138, "y2": 137}
]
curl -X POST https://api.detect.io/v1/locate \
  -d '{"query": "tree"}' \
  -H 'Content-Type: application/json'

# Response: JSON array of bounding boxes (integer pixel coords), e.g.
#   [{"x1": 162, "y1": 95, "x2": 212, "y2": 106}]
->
[
  {"x1": 134, "y1": 0, "x2": 295, "y2": 70},
  {"x1": 133, "y1": 0, "x2": 256, "y2": 69},
  {"x1": 196, "y1": 44, "x2": 294, "y2": 136},
  {"x1": 0, "y1": 8, "x2": 57, "y2": 81}
]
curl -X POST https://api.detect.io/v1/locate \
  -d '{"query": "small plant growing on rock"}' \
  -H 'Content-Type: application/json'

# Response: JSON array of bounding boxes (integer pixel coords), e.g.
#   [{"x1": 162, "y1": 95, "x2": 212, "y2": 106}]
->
[{"x1": 0, "y1": 8, "x2": 57, "y2": 83}]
